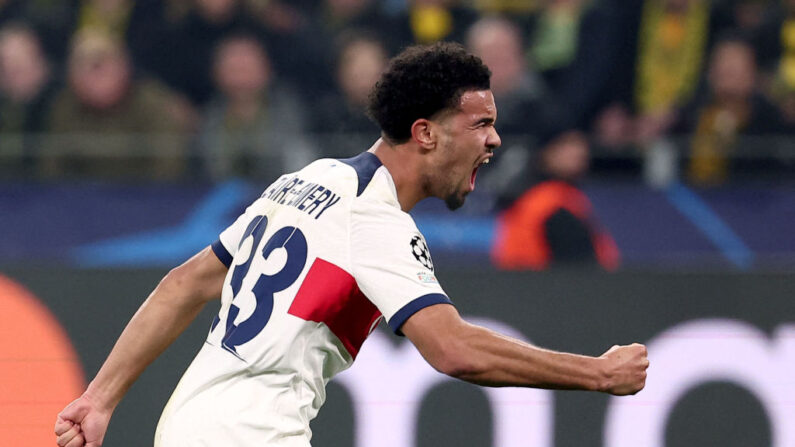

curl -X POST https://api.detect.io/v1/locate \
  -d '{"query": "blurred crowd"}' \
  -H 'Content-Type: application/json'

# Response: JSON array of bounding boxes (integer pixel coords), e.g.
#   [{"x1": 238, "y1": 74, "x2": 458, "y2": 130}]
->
[{"x1": 2, "y1": 0, "x2": 795, "y2": 188}]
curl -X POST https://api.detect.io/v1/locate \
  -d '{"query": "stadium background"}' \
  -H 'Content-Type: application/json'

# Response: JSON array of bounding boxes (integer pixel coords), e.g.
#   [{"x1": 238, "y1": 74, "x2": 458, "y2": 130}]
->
[{"x1": 1, "y1": 0, "x2": 794, "y2": 445}]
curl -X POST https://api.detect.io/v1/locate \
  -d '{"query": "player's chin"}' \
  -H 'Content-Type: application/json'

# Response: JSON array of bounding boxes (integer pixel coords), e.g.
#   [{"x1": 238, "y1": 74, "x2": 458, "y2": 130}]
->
[{"x1": 444, "y1": 190, "x2": 468, "y2": 211}]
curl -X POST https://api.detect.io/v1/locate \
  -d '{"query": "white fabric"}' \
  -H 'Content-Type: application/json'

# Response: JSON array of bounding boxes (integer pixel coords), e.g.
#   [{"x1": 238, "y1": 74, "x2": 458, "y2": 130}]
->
[{"x1": 155, "y1": 155, "x2": 448, "y2": 446}]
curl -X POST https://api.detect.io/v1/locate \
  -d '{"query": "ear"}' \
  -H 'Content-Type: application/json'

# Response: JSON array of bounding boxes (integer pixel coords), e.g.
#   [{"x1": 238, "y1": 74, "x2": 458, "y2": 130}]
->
[{"x1": 410, "y1": 118, "x2": 436, "y2": 150}]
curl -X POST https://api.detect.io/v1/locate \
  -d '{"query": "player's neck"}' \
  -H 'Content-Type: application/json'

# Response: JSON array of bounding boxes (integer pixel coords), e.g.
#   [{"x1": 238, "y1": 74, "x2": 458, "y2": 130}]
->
[{"x1": 369, "y1": 138, "x2": 427, "y2": 212}]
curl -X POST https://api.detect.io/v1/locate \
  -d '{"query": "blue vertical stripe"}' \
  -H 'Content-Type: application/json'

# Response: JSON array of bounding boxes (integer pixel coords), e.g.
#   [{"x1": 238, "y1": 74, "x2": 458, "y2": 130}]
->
[{"x1": 665, "y1": 182, "x2": 754, "y2": 269}]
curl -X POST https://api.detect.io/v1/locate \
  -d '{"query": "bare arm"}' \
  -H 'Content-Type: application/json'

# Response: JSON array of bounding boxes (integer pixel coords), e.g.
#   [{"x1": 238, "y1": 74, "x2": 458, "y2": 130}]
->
[
  {"x1": 401, "y1": 304, "x2": 648, "y2": 395},
  {"x1": 55, "y1": 246, "x2": 228, "y2": 447}
]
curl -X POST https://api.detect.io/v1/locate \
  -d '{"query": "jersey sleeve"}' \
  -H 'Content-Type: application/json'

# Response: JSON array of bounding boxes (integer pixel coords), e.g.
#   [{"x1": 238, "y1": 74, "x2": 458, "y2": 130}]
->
[
  {"x1": 211, "y1": 200, "x2": 262, "y2": 268},
  {"x1": 350, "y1": 202, "x2": 452, "y2": 335}
]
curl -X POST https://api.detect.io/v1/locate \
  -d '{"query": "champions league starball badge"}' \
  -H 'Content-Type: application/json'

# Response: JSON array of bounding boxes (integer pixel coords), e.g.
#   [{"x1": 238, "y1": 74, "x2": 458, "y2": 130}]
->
[{"x1": 410, "y1": 235, "x2": 434, "y2": 271}]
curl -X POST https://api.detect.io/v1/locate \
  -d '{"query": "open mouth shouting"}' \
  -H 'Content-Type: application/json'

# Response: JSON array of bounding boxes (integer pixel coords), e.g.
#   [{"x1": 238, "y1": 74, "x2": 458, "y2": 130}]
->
[{"x1": 469, "y1": 155, "x2": 492, "y2": 191}]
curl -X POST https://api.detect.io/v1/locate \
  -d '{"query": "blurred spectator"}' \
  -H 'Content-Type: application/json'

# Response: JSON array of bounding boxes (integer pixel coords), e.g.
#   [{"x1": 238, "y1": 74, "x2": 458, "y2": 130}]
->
[
  {"x1": 243, "y1": 0, "x2": 334, "y2": 100},
  {"x1": 753, "y1": 0, "x2": 795, "y2": 129},
  {"x1": 301, "y1": 0, "x2": 394, "y2": 74},
  {"x1": 311, "y1": 32, "x2": 386, "y2": 157},
  {"x1": 466, "y1": 15, "x2": 568, "y2": 207},
  {"x1": 472, "y1": 0, "x2": 539, "y2": 14},
  {"x1": 73, "y1": 0, "x2": 134, "y2": 41},
  {"x1": 315, "y1": 0, "x2": 389, "y2": 36},
  {"x1": 633, "y1": 0, "x2": 712, "y2": 142},
  {"x1": 42, "y1": 31, "x2": 188, "y2": 180},
  {"x1": 0, "y1": 22, "x2": 58, "y2": 176},
  {"x1": 0, "y1": 0, "x2": 75, "y2": 65},
  {"x1": 155, "y1": 0, "x2": 258, "y2": 105},
  {"x1": 196, "y1": 34, "x2": 314, "y2": 182},
  {"x1": 594, "y1": 0, "x2": 714, "y2": 148},
  {"x1": 711, "y1": 0, "x2": 774, "y2": 68},
  {"x1": 529, "y1": 0, "x2": 591, "y2": 88},
  {"x1": 491, "y1": 130, "x2": 620, "y2": 270},
  {"x1": 674, "y1": 36, "x2": 785, "y2": 185},
  {"x1": 534, "y1": 0, "x2": 629, "y2": 132},
  {"x1": 389, "y1": 0, "x2": 479, "y2": 49},
  {"x1": 70, "y1": 0, "x2": 173, "y2": 79},
  {"x1": 153, "y1": 0, "x2": 329, "y2": 105},
  {"x1": 471, "y1": 0, "x2": 537, "y2": 35},
  {"x1": 0, "y1": 0, "x2": 791, "y2": 186},
  {"x1": 730, "y1": 0, "x2": 770, "y2": 33},
  {"x1": 243, "y1": 0, "x2": 314, "y2": 33},
  {"x1": 467, "y1": 15, "x2": 566, "y2": 136}
]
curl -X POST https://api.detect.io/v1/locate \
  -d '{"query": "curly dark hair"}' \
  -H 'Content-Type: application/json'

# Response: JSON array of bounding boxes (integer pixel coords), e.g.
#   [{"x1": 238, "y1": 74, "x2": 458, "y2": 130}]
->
[{"x1": 366, "y1": 42, "x2": 491, "y2": 143}]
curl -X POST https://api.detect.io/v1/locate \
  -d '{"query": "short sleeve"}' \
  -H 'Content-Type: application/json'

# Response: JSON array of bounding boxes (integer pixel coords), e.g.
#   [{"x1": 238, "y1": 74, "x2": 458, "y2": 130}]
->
[
  {"x1": 211, "y1": 200, "x2": 263, "y2": 268},
  {"x1": 350, "y1": 202, "x2": 452, "y2": 335}
]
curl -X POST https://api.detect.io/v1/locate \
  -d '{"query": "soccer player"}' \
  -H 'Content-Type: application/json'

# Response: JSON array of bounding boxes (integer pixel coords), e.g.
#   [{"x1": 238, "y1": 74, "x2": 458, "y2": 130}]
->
[{"x1": 55, "y1": 42, "x2": 648, "y2": 447}]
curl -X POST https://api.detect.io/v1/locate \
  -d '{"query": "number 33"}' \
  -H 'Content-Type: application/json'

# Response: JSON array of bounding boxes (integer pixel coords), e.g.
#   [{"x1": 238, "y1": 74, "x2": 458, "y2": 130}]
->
[{"x1": 211, "y1": 216, "x2": 308, "y2": 356}]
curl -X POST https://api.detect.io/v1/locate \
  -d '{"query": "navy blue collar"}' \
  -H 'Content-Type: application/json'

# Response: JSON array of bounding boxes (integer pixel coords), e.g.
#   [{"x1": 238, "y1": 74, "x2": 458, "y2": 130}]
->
[{"x1": 338, "y1": 152, "x2": 383, "y2": 197}]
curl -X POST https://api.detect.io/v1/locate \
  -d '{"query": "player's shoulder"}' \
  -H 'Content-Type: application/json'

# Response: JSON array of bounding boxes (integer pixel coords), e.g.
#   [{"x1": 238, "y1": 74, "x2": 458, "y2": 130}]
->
[
  {"x1": 282, "y1": 152, "x2": 405, "y2": 218},
  {"x1": 293, "y1": 155, "x2": 377, "y2": 195},
  {"x1": 334, "y1": 152, "x2": 385, "y2": 198},
  {"x1": 350, "y1": 189, "x2": 418, "y2": 236},
  {"x1": 334, "y1": 152, "x2": 407, "y2": 212}
]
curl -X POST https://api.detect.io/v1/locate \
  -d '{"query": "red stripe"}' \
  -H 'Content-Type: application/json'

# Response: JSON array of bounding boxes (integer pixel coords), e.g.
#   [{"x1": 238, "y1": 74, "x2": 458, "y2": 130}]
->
[{"x1": 288, "y1": 258, "x2": 382, "y2": 358}]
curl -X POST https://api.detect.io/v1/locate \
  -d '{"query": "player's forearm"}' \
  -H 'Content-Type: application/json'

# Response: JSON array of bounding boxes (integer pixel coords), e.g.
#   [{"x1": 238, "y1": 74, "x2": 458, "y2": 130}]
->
[
  {"x1": 450, "y1": 324, "x2": 606, "y2": 391},
  {"x1": 83, "y1": 271, "x2": 211, "y2": 410},
  {"x1": 82, "y1": 247, "x2": 225, "y2": 410}
]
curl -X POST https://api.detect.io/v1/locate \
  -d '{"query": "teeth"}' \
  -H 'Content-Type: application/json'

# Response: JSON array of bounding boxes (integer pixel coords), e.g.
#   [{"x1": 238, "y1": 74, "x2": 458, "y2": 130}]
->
[{"x1": 482, "y1": 159, "x2": 490, "y2": 165}]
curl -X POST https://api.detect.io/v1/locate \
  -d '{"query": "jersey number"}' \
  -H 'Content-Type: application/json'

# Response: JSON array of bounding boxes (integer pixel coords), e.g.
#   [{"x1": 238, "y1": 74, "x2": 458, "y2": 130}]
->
[{"x1": 216, "y1": 215, "x2": 308, "y2": 355}]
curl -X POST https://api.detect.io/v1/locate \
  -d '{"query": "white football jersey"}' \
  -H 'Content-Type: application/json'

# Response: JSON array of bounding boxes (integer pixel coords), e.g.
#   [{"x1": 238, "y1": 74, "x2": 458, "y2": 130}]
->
[{"x1": 155, "y1": 152, "x2": 451, "y2": 447}]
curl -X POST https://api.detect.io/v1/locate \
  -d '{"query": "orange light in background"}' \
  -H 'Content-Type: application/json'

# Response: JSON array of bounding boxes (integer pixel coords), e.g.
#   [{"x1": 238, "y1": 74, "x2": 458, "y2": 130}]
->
[{"x1": 0, "y1": 274, "x2": 86, "y2": 445}]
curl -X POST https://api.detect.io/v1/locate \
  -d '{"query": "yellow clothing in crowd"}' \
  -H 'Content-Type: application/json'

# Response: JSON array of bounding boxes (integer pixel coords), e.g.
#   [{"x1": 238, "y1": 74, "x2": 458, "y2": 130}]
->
[{"x1": 635, "y1": 0, "x2": 709, "y2": 114}]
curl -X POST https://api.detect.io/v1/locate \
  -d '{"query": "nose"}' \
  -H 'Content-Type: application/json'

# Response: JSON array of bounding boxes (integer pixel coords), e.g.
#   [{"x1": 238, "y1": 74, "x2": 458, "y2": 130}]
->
[{"x1": 487, "y1": 126, "x2": 501, "y2": 150}]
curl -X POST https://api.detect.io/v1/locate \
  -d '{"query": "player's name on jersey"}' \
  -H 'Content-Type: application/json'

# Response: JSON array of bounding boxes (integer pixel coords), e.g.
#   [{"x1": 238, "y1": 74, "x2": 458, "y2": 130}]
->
[{"x1": 262, "y1": 174, "x2": 341, "y2": 220}]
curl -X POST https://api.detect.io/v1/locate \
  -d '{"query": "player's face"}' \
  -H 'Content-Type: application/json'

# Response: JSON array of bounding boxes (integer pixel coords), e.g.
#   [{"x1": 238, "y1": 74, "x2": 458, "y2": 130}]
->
[{"x1": 432, "y1": 90, "x2": 500, "y2": 210}]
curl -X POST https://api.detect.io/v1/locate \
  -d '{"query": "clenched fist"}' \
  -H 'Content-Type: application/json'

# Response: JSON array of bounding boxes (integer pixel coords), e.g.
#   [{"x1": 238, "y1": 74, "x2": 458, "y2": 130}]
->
[
  {"x1": 55, "y1": 394, "x2": 113, "y2": 447},
  {"x1": 599, "y1": 343, "x2": 649, "y2": 395}
]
